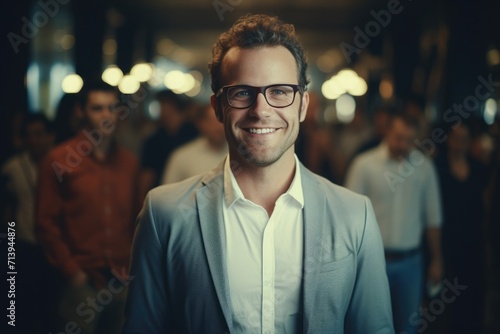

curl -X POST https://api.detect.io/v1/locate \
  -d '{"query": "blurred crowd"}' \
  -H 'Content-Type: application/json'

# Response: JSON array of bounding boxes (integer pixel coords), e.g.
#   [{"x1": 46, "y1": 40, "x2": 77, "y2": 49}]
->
[{"x1": 1, "y1": 78, "x2": 500, "y2": 333}]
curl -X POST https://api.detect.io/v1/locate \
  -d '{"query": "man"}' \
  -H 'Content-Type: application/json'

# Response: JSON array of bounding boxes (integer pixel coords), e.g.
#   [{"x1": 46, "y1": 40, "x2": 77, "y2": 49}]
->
[
  {"x1": 138, "y1": 89, "x2": 198, "y2": 199},
  {"x1": 124, "y1": 14, "x2": 394, "y2": 334},
  {"x1": 3, "y1": 113, "x2": 54, "y2": 246},
  {"x1": 36, "y1": 79, "x2": 139, "y2": 334},
  {"x1": 345, "y1": 112, "x2": 443, "y2": 334},
  {"x1": 1, "y1": 112, "x2": 56, "y2": 333},
  {"x1": 161, "y1": 103, "x2": 227, "y2": 184},
  {"x1": 354, "y1": 104, "x2": 392, "y2": 156}
]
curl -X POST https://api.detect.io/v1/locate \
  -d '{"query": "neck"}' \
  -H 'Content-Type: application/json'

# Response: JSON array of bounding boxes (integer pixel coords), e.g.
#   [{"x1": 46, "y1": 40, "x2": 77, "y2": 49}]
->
[
  {"x1": 230, "y1": 149, "x2": 296, "y2": 216},
  {"x1": 93, "y1": 136, "x2": 114, "y2": 161}
]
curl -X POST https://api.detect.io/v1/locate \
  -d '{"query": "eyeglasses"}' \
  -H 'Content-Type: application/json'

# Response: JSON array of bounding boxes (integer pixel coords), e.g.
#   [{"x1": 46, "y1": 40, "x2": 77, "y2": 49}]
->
[{"x1": 215, "y1": 84, "x2": 304, "y2": 109}]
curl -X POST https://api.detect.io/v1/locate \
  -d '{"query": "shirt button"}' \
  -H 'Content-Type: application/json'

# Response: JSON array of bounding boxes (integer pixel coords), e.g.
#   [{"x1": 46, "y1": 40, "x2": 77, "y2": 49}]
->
[
  {"x1": 104, "y1": 206, "x2": 112, "y2": 215},
  {"x1": 265, "y1": 280, "x2": 272, "y2": 286},
  {"x1": 265, "y1": 330, "x2": 272, "y2": 334}
]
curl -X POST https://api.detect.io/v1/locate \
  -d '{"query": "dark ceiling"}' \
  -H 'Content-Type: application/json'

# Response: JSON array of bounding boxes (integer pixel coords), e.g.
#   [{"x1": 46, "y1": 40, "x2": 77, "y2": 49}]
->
[
  {"x1": 2, "y1": 0, "x2": 499, "y2": 161},
  {"x1": 105, "y1": 0, "x2": 430, "y2": 70}
]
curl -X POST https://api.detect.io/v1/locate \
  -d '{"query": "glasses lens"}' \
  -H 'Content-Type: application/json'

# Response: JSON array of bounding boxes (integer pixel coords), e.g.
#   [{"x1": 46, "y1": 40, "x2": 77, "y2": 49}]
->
[
  {"x1": 225, "y1": 85, "x2": 298, "y2": 108},
  {"x1": 227, "y1": 86, "x2": 256, "y2": 108},
  {"x1": 265, "y1": 85, "x2": 295, "y2": 107}
]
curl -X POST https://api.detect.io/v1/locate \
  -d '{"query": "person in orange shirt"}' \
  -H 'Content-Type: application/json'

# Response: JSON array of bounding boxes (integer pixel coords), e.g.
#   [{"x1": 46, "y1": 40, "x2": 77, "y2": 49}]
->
[{"x1": 36, "y1": 79, "x2": 139, "y2": 334}]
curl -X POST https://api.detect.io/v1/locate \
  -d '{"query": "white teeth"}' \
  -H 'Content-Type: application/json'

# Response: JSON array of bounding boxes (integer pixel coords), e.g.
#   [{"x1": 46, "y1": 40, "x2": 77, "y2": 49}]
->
[{"x1": 248, "y1": 128, "x2": 276, "y2": 134}]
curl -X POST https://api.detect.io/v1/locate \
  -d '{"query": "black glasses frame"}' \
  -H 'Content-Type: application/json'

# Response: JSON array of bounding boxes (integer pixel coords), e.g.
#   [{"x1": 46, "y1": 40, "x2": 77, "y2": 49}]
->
[{"x1": 215, "y1": 84, "x2": 304, "y2": 109}]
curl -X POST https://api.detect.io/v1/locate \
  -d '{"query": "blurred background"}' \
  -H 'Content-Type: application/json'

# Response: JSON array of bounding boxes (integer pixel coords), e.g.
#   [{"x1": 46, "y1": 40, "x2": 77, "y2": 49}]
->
[
  {"x1": 1, "y1": 0, "x2": 500, "y2": 333},
  {"x1": 2, "y1": 0, "x2": 500, "y2": 159}
]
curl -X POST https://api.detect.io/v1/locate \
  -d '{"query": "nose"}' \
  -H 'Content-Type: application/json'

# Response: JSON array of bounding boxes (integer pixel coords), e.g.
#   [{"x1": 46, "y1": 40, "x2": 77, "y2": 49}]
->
[
  {"x1": 248, "y1": 93, "x2": 271, "y2": 119},
  {"x1": 102, "y1": 106, "x2": 114, "y2": 119}
]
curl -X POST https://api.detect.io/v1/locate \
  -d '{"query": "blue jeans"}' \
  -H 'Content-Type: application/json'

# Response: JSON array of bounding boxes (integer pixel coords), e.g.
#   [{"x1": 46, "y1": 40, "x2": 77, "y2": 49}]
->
[{"x1": 385, "y1": 251, "x2": 423, "y2": 334}]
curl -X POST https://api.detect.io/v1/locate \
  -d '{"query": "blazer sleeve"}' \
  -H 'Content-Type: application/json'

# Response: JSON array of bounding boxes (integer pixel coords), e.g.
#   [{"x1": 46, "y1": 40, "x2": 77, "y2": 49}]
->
[
  {"x1": 345, "y1": 197, "x2": 395, "y2": 334},
  {"x1": 123, "y1": 193, "x2": 173, "y2": 333}
]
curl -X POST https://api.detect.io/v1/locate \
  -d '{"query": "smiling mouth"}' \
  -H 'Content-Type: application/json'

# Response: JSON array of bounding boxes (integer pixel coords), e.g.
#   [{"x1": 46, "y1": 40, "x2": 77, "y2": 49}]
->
[{"x1": 246, "y1": 128, "x2": 277, "y2": 134}]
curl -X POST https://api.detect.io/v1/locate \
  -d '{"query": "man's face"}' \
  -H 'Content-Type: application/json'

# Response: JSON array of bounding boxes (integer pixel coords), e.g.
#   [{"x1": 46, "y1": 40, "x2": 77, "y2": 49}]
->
[
  {"x1": 211, "y1": 46, "x2": 309, "y2": 167},
  {"x1": 83, "y1": 91, "x2": 118, "y2": 137},
  {"x1": 386, "y1": 118, "x2": 416, "y2": 159}
]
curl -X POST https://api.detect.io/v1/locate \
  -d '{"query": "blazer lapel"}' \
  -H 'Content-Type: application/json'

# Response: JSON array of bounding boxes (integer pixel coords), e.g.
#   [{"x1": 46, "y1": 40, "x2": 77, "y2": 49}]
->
[
  {"x1": 196, "y1": 166, "x2": 233, "y2": 332},
  {"x1": 300, "y1": 166, "x2": 327, "y2": 332}
]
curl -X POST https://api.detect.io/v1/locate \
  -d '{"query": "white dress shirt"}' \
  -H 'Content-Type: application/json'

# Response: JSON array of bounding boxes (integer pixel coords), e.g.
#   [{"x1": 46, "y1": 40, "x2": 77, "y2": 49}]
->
[
  {"x1": 223, "y1": 155, "x2": 304, "y2": 334},
  {"x1": 345, "y1": 143, "x2": 442, "y2": 250}
]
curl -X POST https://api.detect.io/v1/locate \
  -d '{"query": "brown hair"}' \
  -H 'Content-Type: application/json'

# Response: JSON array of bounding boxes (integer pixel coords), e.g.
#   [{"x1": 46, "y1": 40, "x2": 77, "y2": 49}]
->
[{"x1": 208, "y1": 13, "x2": 310, "y2": 93}]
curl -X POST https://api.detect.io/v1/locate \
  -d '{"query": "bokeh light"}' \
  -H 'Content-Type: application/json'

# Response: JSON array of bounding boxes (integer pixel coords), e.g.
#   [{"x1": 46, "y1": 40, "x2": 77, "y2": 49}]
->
[
  {"x1": 61, "y1": 74, "x2": 83, "y2": 93},
  {"x1": 102, "y1": 65, "x2": 123, "y2": 86}
]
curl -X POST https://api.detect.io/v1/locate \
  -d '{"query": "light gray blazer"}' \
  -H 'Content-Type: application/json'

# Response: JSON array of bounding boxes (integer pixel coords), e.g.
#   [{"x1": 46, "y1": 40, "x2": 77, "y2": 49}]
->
[{"x1": 123, "y1": 161, "x2": 394, "y2": 334}]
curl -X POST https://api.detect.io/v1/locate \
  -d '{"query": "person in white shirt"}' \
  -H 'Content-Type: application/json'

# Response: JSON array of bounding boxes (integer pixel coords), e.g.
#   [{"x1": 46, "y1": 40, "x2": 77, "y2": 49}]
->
[
  {"x1": 1, "y1": 112, "x2": 57, "y2": 333},
  {"x1": 124, "y1": 13, "x2": 394, "y2": 334},
  {"x1": 345, "y1": 112, "x2": 443, "y2": 334},
  {"x1": 161, "y1": 104, "x2": 227, "y2": 184}
]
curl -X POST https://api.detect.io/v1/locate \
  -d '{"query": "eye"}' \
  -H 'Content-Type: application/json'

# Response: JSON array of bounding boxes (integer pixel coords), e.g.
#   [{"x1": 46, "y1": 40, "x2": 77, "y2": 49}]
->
[
  {"x1": 268, "y1": 86, "x2": 293, "y2": 96},
  {"x1": 235, "y1": 90, "x2": 249, "y2": 97},
  {"x1": 90, "y1": 105, "x2": 104, "y2": 112},
  {"x1": 270, "y1": 89, "x2": 285, "y2": 95},
  {"x1": 229, "y1": 87, "x2": 252, "y2": 100}
]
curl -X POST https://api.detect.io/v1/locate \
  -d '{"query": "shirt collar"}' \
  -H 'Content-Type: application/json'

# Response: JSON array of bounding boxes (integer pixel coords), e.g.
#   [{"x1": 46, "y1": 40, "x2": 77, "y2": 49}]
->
[
  {"x1": 379, "y1": 140, "x2": 416, "y2": 163},
  {"x1": 223, "y1": 154, "x2": 304, "y2": 209}
]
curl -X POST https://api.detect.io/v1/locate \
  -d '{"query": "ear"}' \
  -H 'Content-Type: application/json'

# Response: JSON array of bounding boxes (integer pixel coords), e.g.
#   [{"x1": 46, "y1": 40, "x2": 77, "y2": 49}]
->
[
  {"x1": 299, "y1": 92, "x2": 309, "y2": 123},
  {"x1": 210, "y1": 95, "x2": 223, "y2": 123}
]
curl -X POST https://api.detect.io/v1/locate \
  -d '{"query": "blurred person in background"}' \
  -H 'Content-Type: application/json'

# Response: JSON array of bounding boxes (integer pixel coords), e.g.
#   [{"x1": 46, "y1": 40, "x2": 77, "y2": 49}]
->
[
  {"x1": 405, "y1": 95, "x2": 431, "y2": 143},
  {"x1": 1, "y1": 112, "x2": 57, "y2": 333},
  {"x1": 161, "y1": 104, "x2": 227, "y2": 184},
  {"x1": 138, "y1": 89, "x2": 198, "y2": 200},
  {"x1": 335, "y1": 107, "x2": 373, "y2": 176},
  {"x1": 1, "y1": 111, "x2": 26, "y2": 165},
  {"x1": 435, "y1": 122, "x2": 487, "y2": 334},
  {"x1": 53, "y1": 92, "x2": 83, "y2": 144},
  {"x1": 486, "y1": 136, "x2": 500, "y2": 265},
  {"x1": 484, "y1": 121, "x2": 500, "y2": 333},
  {"x1": 296, "y1": 91, "x2": 345, "y2": 184},
  {"x1": 36, "y1": 79, "x2": 139, "y2": 334},
  {"x1": 346, "y1": 112, "x2": 443, "y2": 334},
  {"x1": 355, "y1": 104, "x2": 392, "y2": 155}
]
